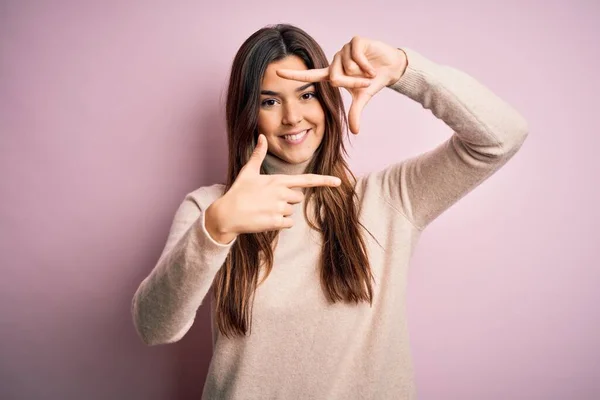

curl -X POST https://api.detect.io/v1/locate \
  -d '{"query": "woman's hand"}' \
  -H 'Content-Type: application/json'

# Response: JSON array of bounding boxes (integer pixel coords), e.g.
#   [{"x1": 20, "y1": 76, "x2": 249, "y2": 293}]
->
[
  {"x1": 276, "y1": 36, "x2": 408, "y2": 134},
  {"x1": 205, "y1": 135, "x2": 342, "y2": 243}
]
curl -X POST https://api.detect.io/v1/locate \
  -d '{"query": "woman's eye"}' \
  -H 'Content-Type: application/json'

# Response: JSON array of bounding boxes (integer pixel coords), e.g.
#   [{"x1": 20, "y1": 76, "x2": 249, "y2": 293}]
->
[
  {"x1": 261, "y1": 93, "x2": 315, "y2": 108},
  {"x1": 261, "y1": 99, "x2": 276, "y2": 107}
]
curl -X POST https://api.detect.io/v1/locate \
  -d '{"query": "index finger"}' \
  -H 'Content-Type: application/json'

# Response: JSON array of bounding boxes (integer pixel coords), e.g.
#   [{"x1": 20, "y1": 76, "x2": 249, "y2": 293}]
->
[
  {"x1": 276, "y1": 67, "x2": 330, "y2": 82},
  {"x1": 280, "y1": 173, "x2": 342, "y2": 188}
]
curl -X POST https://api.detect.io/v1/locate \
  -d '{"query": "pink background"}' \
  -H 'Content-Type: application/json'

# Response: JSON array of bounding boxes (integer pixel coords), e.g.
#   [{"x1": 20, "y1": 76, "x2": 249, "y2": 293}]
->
[{"x1": 1, "y1": 1, "x2": 598, "y2": 399}]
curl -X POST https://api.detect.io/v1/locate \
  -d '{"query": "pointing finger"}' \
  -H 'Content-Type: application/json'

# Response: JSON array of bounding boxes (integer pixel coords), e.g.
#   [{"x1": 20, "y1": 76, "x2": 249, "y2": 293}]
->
[
  {"x1": 276, "y1": 67, "x2": 330, "y2": 82},
  {"x1": 280, "y1": 174, "x2": 342, "y2": 188}
]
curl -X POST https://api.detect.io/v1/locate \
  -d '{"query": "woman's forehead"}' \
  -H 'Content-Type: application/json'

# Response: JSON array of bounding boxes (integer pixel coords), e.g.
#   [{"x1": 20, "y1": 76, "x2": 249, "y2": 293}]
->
[{"x1": 261, "y1": 56, "x2": 308, "y2": 91}]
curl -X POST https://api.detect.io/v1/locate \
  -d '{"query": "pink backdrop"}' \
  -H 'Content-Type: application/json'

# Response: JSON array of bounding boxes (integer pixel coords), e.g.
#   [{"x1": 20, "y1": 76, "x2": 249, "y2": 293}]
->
[{"x1": 1, "y1": 1, "x2": 598, "y2": 399}]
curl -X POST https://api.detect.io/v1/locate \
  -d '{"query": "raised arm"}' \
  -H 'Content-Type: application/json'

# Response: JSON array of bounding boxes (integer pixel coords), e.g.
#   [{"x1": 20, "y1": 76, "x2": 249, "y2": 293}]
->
[{"x1": 370, "y1": 47, "x2": 529, "y2": 230}]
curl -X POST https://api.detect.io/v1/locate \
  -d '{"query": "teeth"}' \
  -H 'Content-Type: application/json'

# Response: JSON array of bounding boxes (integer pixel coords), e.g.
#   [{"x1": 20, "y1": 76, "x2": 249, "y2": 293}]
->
[{"x1": 284, "y1": 130, "x2": 308, "y2": 141}]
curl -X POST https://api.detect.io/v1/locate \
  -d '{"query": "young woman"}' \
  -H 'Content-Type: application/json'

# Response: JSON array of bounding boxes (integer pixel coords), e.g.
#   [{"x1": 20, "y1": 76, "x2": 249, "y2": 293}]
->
[{"x1": 132, "y1": 24, "x2": 528, "y2": 399}]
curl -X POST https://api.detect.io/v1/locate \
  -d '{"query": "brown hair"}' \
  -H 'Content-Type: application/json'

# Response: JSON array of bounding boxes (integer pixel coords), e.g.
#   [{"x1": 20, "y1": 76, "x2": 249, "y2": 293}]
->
[{"x1": 213, "y1": 24, "x2": 376, "y2": 338}]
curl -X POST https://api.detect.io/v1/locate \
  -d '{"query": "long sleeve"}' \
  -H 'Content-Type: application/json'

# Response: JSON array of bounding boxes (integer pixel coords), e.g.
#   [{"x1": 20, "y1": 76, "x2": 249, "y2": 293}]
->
[
  {"x1": 131, "y1": 187, "x2": 235, "y2": 346},
  {"x1": 369, "y1": 47, "x2": 529, "y2": 230}
]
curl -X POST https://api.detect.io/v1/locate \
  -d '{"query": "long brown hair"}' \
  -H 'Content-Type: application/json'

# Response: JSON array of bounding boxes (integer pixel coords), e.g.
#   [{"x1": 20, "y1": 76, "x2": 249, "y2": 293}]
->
[{"x1": 213, "y1": 24, "x2": 376, "y2": 338}]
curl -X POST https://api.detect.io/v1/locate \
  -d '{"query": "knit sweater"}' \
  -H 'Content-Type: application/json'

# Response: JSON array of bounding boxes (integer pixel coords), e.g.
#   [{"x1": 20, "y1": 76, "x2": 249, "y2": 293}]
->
[{"x1": 131, "y1": 47, "x2": 528, "y2": 399}]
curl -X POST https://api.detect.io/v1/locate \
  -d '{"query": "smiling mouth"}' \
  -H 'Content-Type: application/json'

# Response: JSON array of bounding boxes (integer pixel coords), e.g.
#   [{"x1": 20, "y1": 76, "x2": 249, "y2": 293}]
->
[{"x1": 281, "y1": 129, "x2": 310, "y2": 144}]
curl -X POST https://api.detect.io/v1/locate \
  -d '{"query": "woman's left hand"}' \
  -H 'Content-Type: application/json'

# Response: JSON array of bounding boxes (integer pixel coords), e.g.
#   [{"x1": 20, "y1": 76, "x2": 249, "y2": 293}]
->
[{"x1": 276, "y1": 36, "x2": 408, "y2": 134}]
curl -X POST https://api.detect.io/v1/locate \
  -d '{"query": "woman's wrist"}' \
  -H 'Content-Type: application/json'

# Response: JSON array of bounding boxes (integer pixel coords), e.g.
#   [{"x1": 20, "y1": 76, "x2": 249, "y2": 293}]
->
[
  {"x1": 205, "y1": 200, "x2": 237, "y2": 245},
  {"x1": 387, "y1": 48, "x2": 409, "y2": 86}
]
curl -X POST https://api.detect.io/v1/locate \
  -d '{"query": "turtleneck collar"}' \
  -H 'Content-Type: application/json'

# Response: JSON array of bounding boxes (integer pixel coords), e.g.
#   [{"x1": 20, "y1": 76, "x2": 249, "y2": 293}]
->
[{"x1": 262, "y1": 152, "x2": 313, "y2": 176}]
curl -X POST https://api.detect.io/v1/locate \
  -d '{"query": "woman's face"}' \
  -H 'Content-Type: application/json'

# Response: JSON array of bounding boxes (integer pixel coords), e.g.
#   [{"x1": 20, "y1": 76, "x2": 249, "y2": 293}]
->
[{"x1": 257, "y1": 55, "x2": 326, "y2": 165}]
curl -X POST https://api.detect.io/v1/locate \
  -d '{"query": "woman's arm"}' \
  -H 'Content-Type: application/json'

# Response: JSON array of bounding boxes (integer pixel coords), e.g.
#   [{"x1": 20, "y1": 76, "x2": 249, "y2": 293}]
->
[
  {"x1": 370, "y1": 48, "x2": 529, "y2": 230},
  {"x1": 131, "y1": 188, "x2": 235, "y2": 346}
]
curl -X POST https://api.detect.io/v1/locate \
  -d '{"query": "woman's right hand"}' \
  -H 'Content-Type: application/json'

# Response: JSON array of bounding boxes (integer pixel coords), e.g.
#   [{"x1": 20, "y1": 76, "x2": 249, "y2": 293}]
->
[{"x1": 205, "y1": 134, "x2": 342, "y2": 243}]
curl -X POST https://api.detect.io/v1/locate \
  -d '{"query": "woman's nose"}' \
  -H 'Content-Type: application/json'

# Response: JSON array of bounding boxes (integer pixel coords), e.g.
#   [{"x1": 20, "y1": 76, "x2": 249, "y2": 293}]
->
[{"x1": 282, "y1": 103, "x2": 303, "y2": 126}]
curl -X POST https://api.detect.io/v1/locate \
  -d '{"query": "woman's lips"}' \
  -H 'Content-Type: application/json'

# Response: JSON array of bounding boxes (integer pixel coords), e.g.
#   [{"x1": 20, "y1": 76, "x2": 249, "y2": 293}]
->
[{"x1": 281, "y1": 128, "x2": 310, "y2": 144}]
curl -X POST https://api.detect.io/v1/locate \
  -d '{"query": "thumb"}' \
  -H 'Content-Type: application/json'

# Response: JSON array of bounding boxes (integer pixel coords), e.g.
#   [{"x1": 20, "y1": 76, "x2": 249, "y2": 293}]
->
[
  {"x1": 348, "y1": 93, "x2": 372, "y2": 134},
  {"x1": 244, "y1": 134, "x2": 268, "y2": 174}
]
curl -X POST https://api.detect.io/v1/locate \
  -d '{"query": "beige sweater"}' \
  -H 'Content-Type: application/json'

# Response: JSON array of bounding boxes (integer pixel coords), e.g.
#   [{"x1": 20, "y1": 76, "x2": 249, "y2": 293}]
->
[{"x1": 132, "y1": 47, "x2": 528, "y2": 399}]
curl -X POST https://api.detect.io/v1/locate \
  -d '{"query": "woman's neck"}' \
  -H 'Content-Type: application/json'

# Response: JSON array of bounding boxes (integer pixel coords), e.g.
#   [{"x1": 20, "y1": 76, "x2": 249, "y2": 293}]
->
[{"x1": 262, "y1": 152, "x2": 313, "y2": 175}]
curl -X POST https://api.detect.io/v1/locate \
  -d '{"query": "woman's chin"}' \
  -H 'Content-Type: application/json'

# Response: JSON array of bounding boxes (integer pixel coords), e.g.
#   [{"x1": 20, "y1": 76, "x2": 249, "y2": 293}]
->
[{"x1": 283, "y1": 151, "x2": 314, "y2": 165}]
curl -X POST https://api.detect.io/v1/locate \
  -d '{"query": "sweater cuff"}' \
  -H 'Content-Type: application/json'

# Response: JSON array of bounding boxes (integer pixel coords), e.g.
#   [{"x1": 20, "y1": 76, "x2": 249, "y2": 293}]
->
[
  {"x1": 387, "y1": 47, "x2": 439, "y2": 100},
  {"x1": 197, "y1": 209, "x2": 237, "y2": 248}
]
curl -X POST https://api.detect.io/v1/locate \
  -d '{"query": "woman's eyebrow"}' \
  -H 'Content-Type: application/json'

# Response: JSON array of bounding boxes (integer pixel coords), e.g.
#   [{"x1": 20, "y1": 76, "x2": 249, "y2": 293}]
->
[{"x1": 260, "y1": 83, "x2": 314, "y2": 96}]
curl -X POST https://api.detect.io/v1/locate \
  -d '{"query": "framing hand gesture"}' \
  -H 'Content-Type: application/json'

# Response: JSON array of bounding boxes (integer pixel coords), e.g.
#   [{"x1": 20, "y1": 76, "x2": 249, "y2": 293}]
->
[{"x1": 277, "y1": 36, "x2": 408, "y2": 134}]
